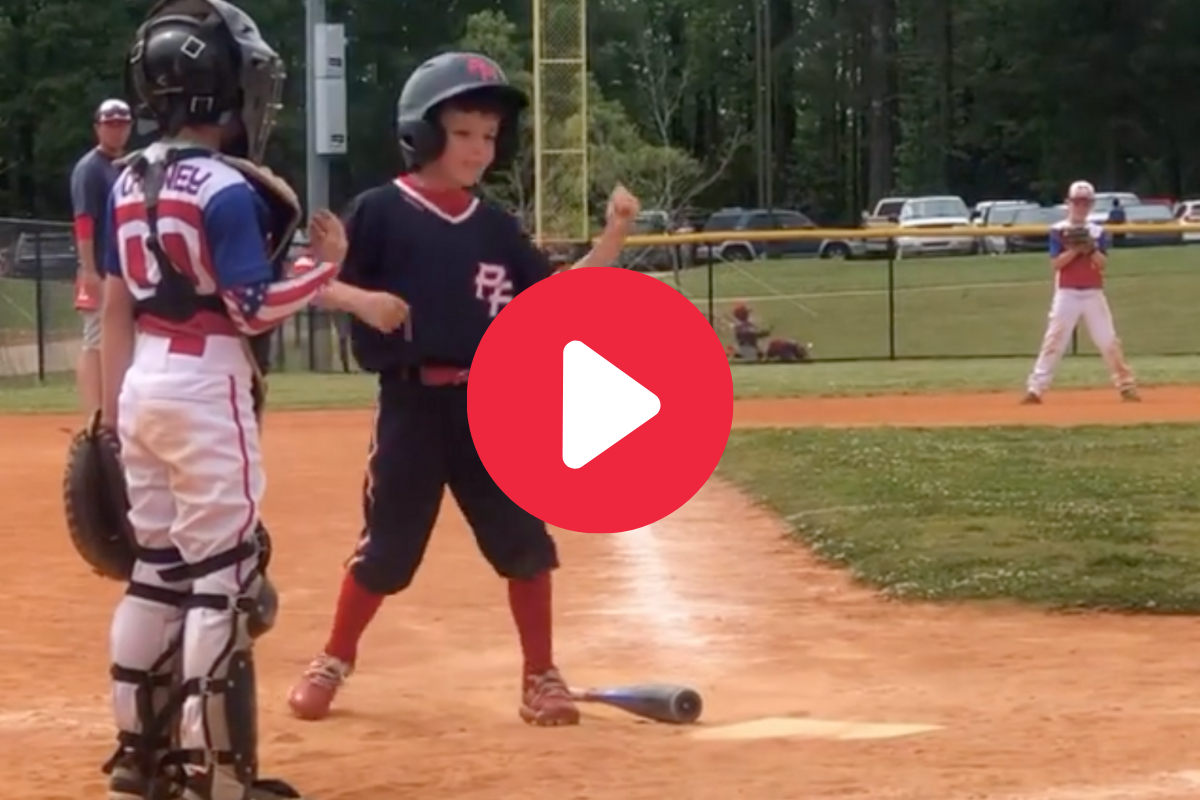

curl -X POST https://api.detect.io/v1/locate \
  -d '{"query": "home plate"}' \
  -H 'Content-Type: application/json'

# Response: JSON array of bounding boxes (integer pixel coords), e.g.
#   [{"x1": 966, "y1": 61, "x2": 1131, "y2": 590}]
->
[{"x1": 690, "y1": 717, "x2": 942, "y2": 742}]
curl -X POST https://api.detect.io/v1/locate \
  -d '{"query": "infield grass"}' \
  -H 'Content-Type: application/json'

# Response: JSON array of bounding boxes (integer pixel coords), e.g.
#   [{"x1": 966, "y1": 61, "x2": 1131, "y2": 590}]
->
[
  {"x1": 719, "y1": 425, "x2": 1200, "y2": 611},
  {"x1": 667, "y1": 245, "x2": 1200, "y2": 359}
]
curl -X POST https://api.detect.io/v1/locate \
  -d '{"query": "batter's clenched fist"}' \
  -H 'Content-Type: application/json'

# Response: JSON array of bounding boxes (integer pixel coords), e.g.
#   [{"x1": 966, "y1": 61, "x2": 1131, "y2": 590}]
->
[
  {"x1": 309, "y1": 209, "x2": 348, "y2": 265},
  {"x1": 606, "y1": 183, "x2": 641, "y2": 227},
  {"x1": 358, "y1": 292, "x2": 410, "y2": 333}
]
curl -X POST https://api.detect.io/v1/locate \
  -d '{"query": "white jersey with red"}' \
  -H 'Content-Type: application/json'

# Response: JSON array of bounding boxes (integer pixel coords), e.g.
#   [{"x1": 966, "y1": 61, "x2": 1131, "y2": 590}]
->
[
  {"x1": 98, "y1": 143, "x2": 336, "y2": 778},
  {"x1": 1026, "y1": 217, "x2": 1133, "y2": 396},
  {"x1": 1048, "y1": 219, "x2": 1107, "y2": 290},
  {"x1": 102, "y1": 146, "x2": 336, "y2": 343}
]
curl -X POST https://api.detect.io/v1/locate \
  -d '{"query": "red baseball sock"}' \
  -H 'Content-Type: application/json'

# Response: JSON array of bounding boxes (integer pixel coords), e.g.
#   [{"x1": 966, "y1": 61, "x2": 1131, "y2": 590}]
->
[
  {"x1": 324, "y1": 570, "x2": 385, "y2": 664},
  {"x1": 508, "y1": 571, "x2": 553, "y2": 675}
]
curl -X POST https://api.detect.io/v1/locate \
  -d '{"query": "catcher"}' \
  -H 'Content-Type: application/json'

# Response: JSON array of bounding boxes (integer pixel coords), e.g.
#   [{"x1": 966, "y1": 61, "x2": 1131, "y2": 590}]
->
[
  {"x1": 727, "y1": 303, "x2": 811, "y2": 363},
  {"x1": 1022, "y1": 180, "x2": 1138, "y2": 403},
  {"x1": 64, "y1": 1, "x2": 404, "y2": 799}
]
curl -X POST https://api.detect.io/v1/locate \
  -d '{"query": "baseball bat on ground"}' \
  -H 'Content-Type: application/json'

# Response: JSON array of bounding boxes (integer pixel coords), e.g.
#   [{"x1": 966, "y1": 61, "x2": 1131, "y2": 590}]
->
[{"x1": 569, "y1": 683, "x2": 703, "y2": 725}]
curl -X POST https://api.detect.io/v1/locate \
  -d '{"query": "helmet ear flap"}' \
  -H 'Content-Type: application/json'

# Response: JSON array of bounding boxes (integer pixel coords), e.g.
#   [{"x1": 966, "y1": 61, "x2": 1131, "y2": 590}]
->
[{"x1": 397, "y1": 119, "x2": 444, "y2": 171}]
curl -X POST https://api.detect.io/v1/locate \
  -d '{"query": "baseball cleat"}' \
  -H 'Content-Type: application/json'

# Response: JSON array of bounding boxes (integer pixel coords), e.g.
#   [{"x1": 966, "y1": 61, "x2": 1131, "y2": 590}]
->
[
  {"x1": 519, "y1": 667, "x2": 580, "y2": 727},
  {"x1": 1020, "y1": 391, "x2": 1042, "y2": 405},
  {"x1": 106, "y1": 755, "x2": 174, "y2": 800},
  {"x1": 1120, "y1": 387, "x2": 1141, "y2": 402},
  {"x1": 287, "y1": 653, "x2": 353, "y2": 721}
]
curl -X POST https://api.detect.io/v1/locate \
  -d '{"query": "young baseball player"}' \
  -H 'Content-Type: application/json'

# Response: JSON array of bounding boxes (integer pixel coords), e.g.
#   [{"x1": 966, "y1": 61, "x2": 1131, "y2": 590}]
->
[
  {"x1": 1022, "y1": 180, "x2": 1139, "y2": 404},
  {"x1": 97, "y1": 2, "x2": 405, "y2": 799},
  {"x1": 287, "y1": 51, "x2": 640, "y2": 726},
  {"x1": 70, "y1": 99, "x2": 132, "y2": 416}
]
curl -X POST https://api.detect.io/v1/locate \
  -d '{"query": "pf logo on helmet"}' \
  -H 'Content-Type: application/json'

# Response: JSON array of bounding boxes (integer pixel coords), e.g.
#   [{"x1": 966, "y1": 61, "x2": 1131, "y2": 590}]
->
[{"x1": 466, "y1": 57, "x2": 500, "y2": 81}]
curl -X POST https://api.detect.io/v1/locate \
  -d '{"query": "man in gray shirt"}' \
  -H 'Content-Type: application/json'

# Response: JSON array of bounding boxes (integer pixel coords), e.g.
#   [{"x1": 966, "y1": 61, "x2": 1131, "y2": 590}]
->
[{"x1": 69, "y1": 98, "x2": 131, "y2": 415}]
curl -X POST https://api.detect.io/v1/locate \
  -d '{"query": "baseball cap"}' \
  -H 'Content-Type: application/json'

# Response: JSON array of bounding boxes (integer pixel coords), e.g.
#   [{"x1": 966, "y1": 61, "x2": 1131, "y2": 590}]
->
[
  {"x1": 1067, "y1": 180, "x2": 1096, "y2": 200},
  {"x1": 94, "y1": 99, "x2": 132, "y2": 124}
]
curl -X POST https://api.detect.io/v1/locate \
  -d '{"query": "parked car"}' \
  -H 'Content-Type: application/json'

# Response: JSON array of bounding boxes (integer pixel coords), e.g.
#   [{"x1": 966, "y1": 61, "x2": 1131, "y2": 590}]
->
[
  {"x1": 2, "y1": 230, "x2": 78, "y2": 280},
  {"x1": 1111, "y1": 203, "x2": 1183, "y2": 248},
  {"x1": 700, "y1": 207, "x2": 865, "y2": 262},
  {"x1": 893, "y1": 196, "x2": 975, "y2": 257},
  {"x1": 861, "y1": 196, "x2": 908, "y2": 255},
  {"x1": 979, "y1": 202, "x2": 1038, "y2": 254},
  {"x1": 613, "y1": 211, "x2": 689, "y2": 272},
  {"x1": 1173, "y1": 199, "x2": 1200, "y2": 243},
  {"x1": 1004, "y1": 206, "x2": 1064, "y2": 252},
  {"x1": 1088, "y1": 192, "x2": 1141, "y2": 223},
  {"x1": 971, "y1": 199, "x2": 1032, "y2": 225}
]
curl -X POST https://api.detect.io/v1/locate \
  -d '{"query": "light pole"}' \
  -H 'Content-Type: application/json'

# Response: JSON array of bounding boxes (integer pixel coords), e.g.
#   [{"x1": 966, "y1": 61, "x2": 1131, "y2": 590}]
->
[
  {"x1": 303, "y1": 0, "x2": 347, "y2": 370},
  {"x1": 304, "y1": 0, "x2": 347, "y2": 220}
]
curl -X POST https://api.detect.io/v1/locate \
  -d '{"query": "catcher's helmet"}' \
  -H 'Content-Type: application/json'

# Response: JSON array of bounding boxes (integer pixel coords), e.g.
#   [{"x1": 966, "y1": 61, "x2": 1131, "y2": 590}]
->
[
  {"x1": 127, "y1": 0, "x2": 284, "y2": 163},
  {"x1": 396, "y1": 52, "x2": 528, "y2": 172}
]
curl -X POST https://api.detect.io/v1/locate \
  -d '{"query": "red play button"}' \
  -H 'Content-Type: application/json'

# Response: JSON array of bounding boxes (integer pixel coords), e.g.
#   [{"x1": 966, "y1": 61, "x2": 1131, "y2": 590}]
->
[{"x1": 468, "y1": 267, "x2": 732, "y2": 533}]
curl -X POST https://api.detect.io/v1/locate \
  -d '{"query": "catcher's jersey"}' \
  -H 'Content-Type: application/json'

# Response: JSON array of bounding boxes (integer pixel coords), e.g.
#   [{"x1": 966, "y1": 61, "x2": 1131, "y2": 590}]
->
[
  {"x1": 341, "y1": 176, "x2": 554, "y2": 373},
  {"x1": 1048, "y1": 219, "x2": 1108, "y2": 290},
  {"x1": 101, "y1": 144, "x2": 327, "y2": 340}
]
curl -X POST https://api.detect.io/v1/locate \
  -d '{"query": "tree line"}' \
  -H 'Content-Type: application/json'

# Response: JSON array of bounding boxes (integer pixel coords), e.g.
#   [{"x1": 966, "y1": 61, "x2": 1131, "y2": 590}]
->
[{"x1": 1, "y1": 0, "x2": 1196, "y2": 231}]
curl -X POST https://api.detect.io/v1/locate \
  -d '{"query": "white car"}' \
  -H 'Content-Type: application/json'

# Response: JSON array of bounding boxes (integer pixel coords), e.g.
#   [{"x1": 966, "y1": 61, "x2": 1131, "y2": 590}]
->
[
  {"x1": 971, "y1": 200, "x2": 1031, "y2": 225},
  {"x1": 1088, "y1": 192, "x2": 1141, "y2": 223},
  {"x1": 894, "y1": 196, "x2": 975, "y2": 257},
  {"x1": 1174, "y1": 200, "x2": 1200, "y2": 243}
]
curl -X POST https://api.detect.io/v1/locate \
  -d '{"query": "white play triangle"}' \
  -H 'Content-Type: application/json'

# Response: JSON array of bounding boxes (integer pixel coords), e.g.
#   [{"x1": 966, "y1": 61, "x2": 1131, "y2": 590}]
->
[{"x1": 562, "y1": 340, "x2": 661, "y2": 469}]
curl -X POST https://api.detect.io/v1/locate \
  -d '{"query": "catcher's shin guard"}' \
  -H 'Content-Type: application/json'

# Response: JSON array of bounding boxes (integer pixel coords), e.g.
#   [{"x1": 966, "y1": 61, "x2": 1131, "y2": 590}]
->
[
  {"x1": 172, "y1": 567, "x2": 298, "y2": 800},
  {"x1": 104, "y1": 589, "x2": 186, "y2": 800}
]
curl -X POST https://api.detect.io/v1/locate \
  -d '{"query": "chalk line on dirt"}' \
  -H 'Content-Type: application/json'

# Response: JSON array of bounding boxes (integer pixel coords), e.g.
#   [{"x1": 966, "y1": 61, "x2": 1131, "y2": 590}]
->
[{"x1": 606, "y1": 524, "x2": 710, "y2": 652}]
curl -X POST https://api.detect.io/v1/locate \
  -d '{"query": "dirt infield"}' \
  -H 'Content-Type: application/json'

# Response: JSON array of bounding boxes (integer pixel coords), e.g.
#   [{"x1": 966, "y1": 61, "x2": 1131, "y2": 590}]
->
[{"x1": 7, "y1": 387, "x2": 1200, "y2": 800}]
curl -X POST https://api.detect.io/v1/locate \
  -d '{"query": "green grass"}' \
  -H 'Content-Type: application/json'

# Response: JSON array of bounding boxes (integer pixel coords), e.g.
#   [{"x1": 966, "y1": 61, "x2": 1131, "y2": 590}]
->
[
  {"x1": 732, "y1": 354, "x2": 1200, "y2": 397},
  {"x1": 666, "y1": 245, "x2": 1200, "y2": 359},
  {"x1": 0, "y1": 277, "x2": 77, "y2": 342},
  {"x1": 6, "y1": 354, "x2": 1200, "y2": 413},
  {"x1": 719, "y1": 425, "x2": 1200, "y2": 611}
]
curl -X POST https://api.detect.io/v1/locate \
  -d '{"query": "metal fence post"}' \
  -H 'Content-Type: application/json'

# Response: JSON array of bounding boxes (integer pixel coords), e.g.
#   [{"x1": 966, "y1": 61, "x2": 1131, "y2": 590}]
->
[
  {"x1": 706, "y1": 245, "x2": 715, "y2": 327},
  {"x1": 886, "y1": 237, "x2": 897, "y2": 360},
  {"x1": 33, "y1": 231, "x2": 46, "y2": 382}
]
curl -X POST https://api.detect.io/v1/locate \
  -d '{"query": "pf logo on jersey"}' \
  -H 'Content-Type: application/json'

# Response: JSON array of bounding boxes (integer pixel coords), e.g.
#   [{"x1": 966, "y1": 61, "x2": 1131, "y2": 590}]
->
[{"x1": 475, "y1": 263, "x2": 514, "y2": 317}]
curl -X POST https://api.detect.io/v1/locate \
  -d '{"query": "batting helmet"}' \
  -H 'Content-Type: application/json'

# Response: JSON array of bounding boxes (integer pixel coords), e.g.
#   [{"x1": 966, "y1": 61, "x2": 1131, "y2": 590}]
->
[
  {"x1": 127, "y1": 0, "x2": 284, "y2": 164},
  {"x1": 396, "y1": 52, "x2": 528, "y2": 172}
]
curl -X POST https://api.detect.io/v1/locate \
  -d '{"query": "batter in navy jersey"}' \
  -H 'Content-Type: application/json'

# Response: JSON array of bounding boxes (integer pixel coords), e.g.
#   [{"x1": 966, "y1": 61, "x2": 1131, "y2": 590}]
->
[{"x1": 287, "y1": 51, "x2": 641, "y2": 726}]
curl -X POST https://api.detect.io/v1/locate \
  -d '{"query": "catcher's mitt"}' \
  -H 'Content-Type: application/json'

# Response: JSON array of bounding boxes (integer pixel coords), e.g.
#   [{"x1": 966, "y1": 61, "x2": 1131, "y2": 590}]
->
[{"x1": 63, "y1": 411, "x2": 135, "y2": 581}]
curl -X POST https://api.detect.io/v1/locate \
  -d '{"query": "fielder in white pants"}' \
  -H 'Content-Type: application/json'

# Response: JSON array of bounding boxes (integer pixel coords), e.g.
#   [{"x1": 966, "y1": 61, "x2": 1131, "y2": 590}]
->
[{"x1": 1024, "y1": 181, "x2": 1137, "y2": 403}]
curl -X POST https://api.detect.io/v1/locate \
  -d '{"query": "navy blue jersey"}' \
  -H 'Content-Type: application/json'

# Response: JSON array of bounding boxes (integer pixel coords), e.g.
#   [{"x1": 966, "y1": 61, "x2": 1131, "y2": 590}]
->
[{"x1": 342, "y1": 178, "x2": 554, "y2": 372}]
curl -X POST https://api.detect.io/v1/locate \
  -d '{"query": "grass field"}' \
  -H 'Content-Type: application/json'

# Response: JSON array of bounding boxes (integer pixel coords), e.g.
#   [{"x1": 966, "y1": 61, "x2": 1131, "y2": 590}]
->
[
  {"x1": 719, "y1": 424, "x2": 1200, "y2": 612},
  {"x1": 667, "y1": 245, "x2": 1200, "y2": 359},
  {"x1": 7, "y1": 355, "x2": 1200, "y2": 412},
  {"x1": 0, "y1": 276, "x2": 78, "y2": 343}
]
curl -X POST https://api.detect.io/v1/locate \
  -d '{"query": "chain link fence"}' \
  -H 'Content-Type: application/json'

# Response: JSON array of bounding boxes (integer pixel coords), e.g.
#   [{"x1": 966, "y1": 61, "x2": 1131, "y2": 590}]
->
[{"x1": 0, "y1": 217, "x2": 350, "y2": 380}]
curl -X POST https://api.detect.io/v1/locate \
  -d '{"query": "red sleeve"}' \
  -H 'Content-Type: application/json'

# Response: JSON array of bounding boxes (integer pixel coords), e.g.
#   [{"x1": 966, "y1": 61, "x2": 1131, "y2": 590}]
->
[{"x1": 73, "y1": 213, "x2": 94, "y2": 240}]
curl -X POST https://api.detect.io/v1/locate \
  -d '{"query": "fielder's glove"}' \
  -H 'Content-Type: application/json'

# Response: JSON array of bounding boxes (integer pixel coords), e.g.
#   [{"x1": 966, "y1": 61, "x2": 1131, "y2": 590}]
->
[
  {"x1": 62, "y1": 411, "x2": 135, "y2": 581},
  {"x1": 1063, "y1": 225, "x2": 1094, "y2": 251}
]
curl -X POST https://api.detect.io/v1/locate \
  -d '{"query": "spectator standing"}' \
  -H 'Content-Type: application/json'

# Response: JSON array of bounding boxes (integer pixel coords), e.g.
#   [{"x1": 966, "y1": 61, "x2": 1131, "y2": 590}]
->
[
  {"x1": 69, "y1": 98, "x2": 131, "y2": 415},
  {"x1": 1106, "y1": 198, "x2": 1126, "y2": 246}
]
